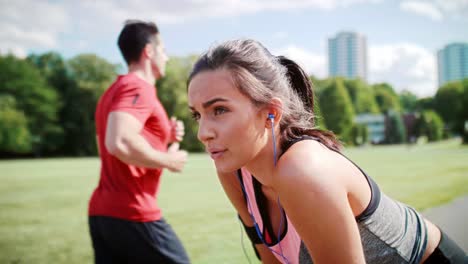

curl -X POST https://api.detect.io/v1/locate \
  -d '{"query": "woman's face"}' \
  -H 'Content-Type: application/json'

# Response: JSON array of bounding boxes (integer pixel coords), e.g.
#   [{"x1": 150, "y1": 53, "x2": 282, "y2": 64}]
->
[{"x1": 188, "y1": 69, "x2": 269, "y2": 173}]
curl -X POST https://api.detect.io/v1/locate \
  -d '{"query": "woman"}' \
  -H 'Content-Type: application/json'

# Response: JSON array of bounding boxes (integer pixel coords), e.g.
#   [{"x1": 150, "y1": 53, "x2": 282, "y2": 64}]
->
[{"x1": 187, "y1": 39, "x2": 466, "y2": 263}]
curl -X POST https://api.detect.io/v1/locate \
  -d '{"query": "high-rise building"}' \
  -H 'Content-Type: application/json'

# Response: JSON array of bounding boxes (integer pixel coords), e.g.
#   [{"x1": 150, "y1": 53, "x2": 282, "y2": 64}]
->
[
  {"x1": 437, "y1": 43, "x2": 468, "y2": 87},
  {"x1": 328, "y1": 31, "x2": 367, "y2": 80}
]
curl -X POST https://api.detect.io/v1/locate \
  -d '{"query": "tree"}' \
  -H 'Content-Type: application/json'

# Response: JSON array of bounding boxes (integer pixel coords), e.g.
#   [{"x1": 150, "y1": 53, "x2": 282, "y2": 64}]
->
[
  {"x1": 28, "y1": 52, "x2": 72, "y2": 155},
  {"x1": 27, "y1": 52, "x2": 69, "y2": 94},
  {"x1": 415, "y1": 96, "x2": 434, "y2": 111},
  {"x1": 399, "y1": 90, "x2": 419, "y2": 113},
  {"x1": 434, "y1": 81, "x2": 464, "y2": 135},
  {"x1": 0, "y1": 95, "x2": 32, "y2": 154},
  {"x1": 319, "y1": 78, "x2": 355, "y2": 142},
  {"x1": 0, "y1": 54, "x2": 61, "y2": 156},
  {"x1": 309, "y1": 76, "x2": 329, "y2": 130},
  {"x1": 344, "y1": 79, "x2": 379, "y2": 114},
  {"x1": 350, "y1": 123, "x2": 368, "y2": 146},
  {"x1": 461, "y1": 79, "x2": 468, "y2": 144},
  {"x1": 310, "y1": 75, "x2": 332, "y2": 99},
  {"x1": 384, "y1": 111, "x2": 406, "y2": 144},
  {"x1": 417, "y1": 110, "x2": 444, "y2": 142},
  {"x1": 313, "y1": 99, "x2": 327, "y2": 130},
  {"x1": 372, "y1": 83, "x2": 401, "y2": 113},
  {"x1": 68, "y1": 54, "x2": 120, "y2": 98},
  {"x1": 67, "y1": 54, "x2": 119, "y2": 155},
  {"x1": 157, "y1": 55, "x2": 203, "y2": 152}
]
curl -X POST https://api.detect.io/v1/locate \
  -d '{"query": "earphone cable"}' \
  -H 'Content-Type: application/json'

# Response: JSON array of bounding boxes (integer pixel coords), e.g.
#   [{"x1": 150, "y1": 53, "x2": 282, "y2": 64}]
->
[{"x1": 238, "y1": 218, "x2": 252, "y2": 264}]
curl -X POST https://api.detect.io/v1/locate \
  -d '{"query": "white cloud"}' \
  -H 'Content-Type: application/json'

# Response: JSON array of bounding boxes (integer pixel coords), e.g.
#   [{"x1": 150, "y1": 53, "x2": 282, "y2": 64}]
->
[
  {"x1": 400, "y1": 0, "x2": 468, "y2": 21},
  {"x1": 369, "y1": 43, "x2": 437, "y2": 97},
  {"x1": 275, "y1": 43, "x2": 438, "y2": 97},
  {"x1": 74, "y1": 0, "x2": 383, "y2": 26},
  {"x1": 0, "y1": 0, "x2": 385, "y2": 57},
  {"x1": 0, "y1": 45, "x2": 27, "y2": 59},
  {"x1": 0, "y1": 0, "x2": 385, "y2": 58},
  {"x1": 433, "y1": 0, "x2": 468, "y2": 13},
  {"x1": 274, "y1": 45, "x2": 327, "y2": 78},
  {"x1": 400, "y1": 1, "x2": 442, "y2": 21},
  {"x1": 0, "y1": 0, "x2": 69, "y2": 57}
]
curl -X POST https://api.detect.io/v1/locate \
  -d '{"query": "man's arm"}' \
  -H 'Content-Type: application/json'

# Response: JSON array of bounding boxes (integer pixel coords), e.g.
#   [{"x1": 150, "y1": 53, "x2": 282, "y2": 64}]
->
[{"x1": 105, "y1": 111, "x2": 187, "y2": 172}]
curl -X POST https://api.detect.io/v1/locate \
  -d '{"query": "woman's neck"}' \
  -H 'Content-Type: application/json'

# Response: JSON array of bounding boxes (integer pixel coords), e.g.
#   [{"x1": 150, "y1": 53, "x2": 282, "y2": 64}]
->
[{"x1": 244, "y1": 133, "x2": 282, "y2": 188}]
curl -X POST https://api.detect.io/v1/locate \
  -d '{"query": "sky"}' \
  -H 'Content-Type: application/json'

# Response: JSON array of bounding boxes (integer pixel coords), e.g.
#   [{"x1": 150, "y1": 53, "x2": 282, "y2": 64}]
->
[{"x1": 1, "y1": 0, "x2": 467, "y2": 97}]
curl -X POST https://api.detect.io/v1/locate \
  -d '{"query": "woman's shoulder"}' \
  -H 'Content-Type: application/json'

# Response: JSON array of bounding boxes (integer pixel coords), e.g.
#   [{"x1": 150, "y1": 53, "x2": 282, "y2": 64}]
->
[
  {"x1": 273, "y1": 140, "x2": 349, "y2": 215},
  {"x1": 274, "y1": 140, "x2": 342, "y2": 189}
]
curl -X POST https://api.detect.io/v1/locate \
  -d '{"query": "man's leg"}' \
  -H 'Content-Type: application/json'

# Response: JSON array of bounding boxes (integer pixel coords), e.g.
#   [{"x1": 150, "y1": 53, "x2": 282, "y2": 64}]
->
[
  {"x1": 88, "y1": 216, "x2": 123, "y2": 264},
  {"x1": 141, "y1": 218, "x2": 190, "y2": 264}
]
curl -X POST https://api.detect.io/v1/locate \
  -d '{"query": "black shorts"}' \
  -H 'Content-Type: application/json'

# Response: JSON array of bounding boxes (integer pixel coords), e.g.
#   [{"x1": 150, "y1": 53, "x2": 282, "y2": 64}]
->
[
  {"x1": 89, "y1": 216, "x2": 190, "y2": 264},
  {"x1": 424, "y1": 231, "x2": 467, "y2": 264}
]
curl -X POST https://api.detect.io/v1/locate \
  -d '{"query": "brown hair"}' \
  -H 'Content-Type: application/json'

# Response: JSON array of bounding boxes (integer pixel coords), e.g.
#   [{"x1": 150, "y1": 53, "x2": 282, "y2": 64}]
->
[
  {"x1": 117, "y1": 20, "x2": 159, "y2": 65},
  {"x1": 188, "y1": 39, "x2": 341, "y2": 152}
]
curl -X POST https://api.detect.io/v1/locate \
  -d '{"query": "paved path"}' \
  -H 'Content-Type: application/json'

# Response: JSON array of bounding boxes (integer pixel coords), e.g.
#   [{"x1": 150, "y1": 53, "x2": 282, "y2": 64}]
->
[{"x1": 423, "y1": 196, "x2": 468, "y2": 252}]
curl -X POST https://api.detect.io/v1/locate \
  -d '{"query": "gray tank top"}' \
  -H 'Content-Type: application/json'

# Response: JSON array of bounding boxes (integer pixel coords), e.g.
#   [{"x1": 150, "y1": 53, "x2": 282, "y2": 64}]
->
[
  {"x1": 299, "y1": 193, "x2": 428, "y2": 263},
  {"x1": 286, "y1": 137, "x2": 428, "y2": 264}
]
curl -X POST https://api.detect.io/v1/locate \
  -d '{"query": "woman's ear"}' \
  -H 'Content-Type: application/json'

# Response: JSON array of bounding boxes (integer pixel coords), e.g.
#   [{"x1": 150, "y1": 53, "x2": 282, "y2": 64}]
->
[{"x1": 265, "y1": 98, "x2": 283, "y2": 128}]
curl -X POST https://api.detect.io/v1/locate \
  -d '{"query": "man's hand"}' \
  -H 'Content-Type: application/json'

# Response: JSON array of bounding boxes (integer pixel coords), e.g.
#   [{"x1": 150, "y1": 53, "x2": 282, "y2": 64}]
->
[
  {"x1": 166, "y1": 142, "x2": 188, "y2": 172},
  {"x1": 170, "y1": 117, "x2": 185, "y2": 143}
]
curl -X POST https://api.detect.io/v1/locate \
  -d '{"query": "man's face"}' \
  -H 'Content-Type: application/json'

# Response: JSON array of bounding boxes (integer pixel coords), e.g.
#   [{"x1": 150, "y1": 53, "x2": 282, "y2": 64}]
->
[{"x1": 150, "y1": 35, "x2": 169, "y2": 79}]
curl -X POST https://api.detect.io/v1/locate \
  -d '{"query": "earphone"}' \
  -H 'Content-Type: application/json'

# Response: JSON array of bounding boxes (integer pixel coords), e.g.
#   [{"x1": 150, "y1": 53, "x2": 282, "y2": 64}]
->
[
  {"x1": 268, "y1": 113, "x2": 275, "y2": 121},
  {"x1": 238, "y1": 175, "x2": 290, "y2": 264},
  {"x1": 268, "y1": 113, "x2": 278, "y2": 167},
  {"x1": 268, "y1": 113, "x2": 286, "y2": 261},
  {"x1": 237, "y1": 114, "x2": 289, "y2": 264}
]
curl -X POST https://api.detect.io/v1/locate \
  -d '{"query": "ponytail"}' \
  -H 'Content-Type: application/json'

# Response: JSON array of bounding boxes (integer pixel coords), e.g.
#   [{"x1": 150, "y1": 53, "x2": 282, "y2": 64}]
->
[
  {"x1": 276, "y1": 56, "x2": 314, "y2": 111},
  {"x1": 187, "y1": 39, "x2": 342, "y2": 152},
  {"x1": 277, "y1": 56, "x2": 342, "y2": 152}
]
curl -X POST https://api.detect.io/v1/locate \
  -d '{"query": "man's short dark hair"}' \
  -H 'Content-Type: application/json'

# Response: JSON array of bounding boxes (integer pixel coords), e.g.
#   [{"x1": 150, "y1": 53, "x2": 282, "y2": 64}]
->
[{"x1": 117, "y1": 20, "x2": 159, "y2": 65}]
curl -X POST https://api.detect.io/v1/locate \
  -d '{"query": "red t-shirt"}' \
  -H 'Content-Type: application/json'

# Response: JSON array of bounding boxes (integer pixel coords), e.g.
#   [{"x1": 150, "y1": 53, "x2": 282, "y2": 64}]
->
[{"x1": 89, "y1": 73, "x2": 172, "y2": 222}]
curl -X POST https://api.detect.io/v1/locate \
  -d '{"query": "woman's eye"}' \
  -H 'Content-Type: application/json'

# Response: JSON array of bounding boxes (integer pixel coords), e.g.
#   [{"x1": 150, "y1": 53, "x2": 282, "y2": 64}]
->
[
  {"x1": 214, "y1": 107, "x2": 228, "y2": 116},
  {"x1": 191, "y1": 112, "x2": 200, "y2": 121}
]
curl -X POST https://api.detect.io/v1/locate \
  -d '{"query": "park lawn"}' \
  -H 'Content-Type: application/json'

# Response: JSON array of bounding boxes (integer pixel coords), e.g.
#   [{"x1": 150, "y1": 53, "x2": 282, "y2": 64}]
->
[{"x1": 0, "y1": 139, "x2": 467, "y2": 263}]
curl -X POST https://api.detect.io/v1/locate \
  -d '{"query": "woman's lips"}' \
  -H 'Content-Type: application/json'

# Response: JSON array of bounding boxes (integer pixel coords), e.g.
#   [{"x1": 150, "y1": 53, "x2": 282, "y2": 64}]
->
[{"x1": 208, "y1": 148, "x2": 226, "y2": 160}]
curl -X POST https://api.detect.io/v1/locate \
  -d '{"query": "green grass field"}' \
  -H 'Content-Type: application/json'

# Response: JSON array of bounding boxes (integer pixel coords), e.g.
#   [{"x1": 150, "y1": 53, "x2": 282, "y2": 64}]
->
[{"x1": 1, "y1": 140, "x2": 468, "y2": 263}]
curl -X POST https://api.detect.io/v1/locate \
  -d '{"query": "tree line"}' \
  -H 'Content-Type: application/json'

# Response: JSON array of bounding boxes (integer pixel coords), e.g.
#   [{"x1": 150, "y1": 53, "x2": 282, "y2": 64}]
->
[{"x1": 1, "y1": 52, "x2": 467, "y2": 157}]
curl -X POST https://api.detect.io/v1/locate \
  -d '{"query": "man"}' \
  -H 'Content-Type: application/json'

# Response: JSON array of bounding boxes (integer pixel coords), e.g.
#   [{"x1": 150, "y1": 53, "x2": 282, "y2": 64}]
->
[{"x1": 88, "y1": 20, "x2": 190, "y2": 264}]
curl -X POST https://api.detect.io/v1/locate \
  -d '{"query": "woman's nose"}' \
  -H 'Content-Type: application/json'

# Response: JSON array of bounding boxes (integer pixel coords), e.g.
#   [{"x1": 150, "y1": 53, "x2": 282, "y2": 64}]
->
[{"x1": 197, "y1": 119, "x2": 215, "y2": 143}]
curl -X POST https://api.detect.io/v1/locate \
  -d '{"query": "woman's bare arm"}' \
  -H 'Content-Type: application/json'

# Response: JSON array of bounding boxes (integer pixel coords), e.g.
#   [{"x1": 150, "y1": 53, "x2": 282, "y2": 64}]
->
[{"x1": 273, "y1": 145, "x2": 366, "y2": 264}]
